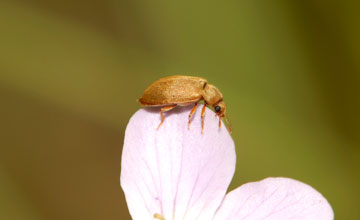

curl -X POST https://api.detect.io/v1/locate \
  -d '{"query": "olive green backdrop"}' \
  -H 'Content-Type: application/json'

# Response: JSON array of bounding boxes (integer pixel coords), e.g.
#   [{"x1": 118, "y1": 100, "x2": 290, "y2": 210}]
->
[{"x1": 0, "y1": 0, "x2": 359, "y2": 219}]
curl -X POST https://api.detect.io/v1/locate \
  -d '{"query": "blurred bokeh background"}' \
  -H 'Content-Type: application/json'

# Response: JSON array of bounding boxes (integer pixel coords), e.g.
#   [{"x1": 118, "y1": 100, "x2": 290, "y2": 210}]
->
[{"x1": 0, "y1": 0, "x2": 359, "y2": 219}]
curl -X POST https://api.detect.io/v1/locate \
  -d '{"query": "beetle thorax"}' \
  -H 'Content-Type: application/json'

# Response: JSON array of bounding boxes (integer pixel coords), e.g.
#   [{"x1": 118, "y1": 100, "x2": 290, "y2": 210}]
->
[{"x1": 202, "y1": 84, "x2": 223, "y2": 105}]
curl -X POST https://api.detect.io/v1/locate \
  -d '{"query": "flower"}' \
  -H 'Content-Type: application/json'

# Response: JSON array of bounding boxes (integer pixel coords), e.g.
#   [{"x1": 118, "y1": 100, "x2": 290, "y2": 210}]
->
[{"x1": 120, "y1": 105, "x2": 334, "y2": 220}]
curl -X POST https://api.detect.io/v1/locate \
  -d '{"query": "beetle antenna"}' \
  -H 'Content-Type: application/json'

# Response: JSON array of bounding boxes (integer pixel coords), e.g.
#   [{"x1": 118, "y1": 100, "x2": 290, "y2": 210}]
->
[{"x1": 225, "y1": 115, "x2": 232, "y2": 134}]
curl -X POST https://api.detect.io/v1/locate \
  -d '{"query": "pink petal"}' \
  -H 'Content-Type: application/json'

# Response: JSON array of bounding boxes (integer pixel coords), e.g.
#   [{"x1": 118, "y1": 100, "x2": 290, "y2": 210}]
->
[
  {"x1": 120, "y1": 105, "x2": 235, "y2": 220},
  {"x1": 213, "y1": 177, "x2": 334, "y2": 220}
]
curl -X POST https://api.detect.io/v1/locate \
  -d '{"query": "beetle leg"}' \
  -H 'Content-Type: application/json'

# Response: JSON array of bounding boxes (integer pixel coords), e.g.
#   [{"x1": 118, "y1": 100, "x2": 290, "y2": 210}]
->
[
  {"x1": 188, "y1": 102, "x2": 198, "y2": 130},
  {"x1": 201, "y1": 103, "x2": 207, "y2": 134},
  {"x1": 225, "y1": 115, "x2": 232, "y2": 134},
  {"x1": 219, "y1": 116, "x2": 222, "y2": 128},
  {"x1": 157, "y1": 104, "x2": 177, "y2": 130},
  {"x1": 153, "y1": 213, "x2": 165, "y2": 220}
]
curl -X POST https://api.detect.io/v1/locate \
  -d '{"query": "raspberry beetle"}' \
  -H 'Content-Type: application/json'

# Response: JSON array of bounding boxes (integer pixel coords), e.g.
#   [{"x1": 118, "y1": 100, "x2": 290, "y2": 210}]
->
[{"x1": 138, "y1": 75, "x2": 231, "y2": 133}]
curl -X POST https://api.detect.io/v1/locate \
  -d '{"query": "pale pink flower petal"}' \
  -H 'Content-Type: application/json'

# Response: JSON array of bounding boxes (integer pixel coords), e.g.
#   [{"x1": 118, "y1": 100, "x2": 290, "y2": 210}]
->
[
  {"x1": 120, "y1": 105, "x2": 235, "y2": 220},
  {"x1": 213, "y1": 177, "x2": 334, "y2": 220}
]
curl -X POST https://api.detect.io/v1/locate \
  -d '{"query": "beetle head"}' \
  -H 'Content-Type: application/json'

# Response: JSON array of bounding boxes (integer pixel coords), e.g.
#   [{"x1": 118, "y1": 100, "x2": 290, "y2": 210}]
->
[
  {"x1": 214, "y1": 101, "x2": 232, "y2": 133},
  {"x1": 214, "y1": 101, "x2": 226, "y2": 118}
]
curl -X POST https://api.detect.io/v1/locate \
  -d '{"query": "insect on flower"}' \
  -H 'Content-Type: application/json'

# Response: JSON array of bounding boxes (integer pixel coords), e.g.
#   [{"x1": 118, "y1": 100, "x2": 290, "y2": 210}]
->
[{"x1": 138, "y1": 75, "x2": 232, "y2": 133}]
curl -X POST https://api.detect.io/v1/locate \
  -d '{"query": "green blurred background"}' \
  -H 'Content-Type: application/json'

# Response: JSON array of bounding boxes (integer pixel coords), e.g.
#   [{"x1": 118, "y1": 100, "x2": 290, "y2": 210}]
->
[{"x1": 0, "y1": 0, "x2": 359, "y2": 219}]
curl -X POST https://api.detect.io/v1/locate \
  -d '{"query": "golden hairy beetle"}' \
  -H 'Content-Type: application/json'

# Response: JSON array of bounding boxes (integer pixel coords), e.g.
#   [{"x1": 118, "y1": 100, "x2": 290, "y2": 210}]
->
[{"x1": 138, "y1": 75, "x2": 232, "y2": 133}]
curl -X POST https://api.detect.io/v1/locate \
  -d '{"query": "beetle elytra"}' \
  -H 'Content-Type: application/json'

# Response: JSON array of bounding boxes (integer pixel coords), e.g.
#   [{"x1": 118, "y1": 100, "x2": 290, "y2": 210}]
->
[{"x1": 138, "y1": 75, "x2": 231, "y2": 133}]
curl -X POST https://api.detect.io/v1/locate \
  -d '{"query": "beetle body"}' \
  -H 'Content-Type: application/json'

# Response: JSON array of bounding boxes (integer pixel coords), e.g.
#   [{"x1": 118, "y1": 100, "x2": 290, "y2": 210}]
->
[
  {"x1": 139, "y1": 75, "x2": 207, "y2": 106},
  {"x1": 138, "y1": 75, "x2": 231, "y2": 133}
]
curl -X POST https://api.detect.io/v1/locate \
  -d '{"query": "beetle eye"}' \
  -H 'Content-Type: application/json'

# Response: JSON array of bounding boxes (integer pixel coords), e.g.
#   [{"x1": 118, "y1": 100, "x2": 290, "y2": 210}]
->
[{"x1": 215, "y1": 106, "x2": 221, "y2": 112}]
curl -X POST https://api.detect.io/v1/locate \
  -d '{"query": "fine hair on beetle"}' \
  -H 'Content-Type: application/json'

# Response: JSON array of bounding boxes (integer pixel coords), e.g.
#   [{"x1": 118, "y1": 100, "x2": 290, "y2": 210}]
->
[{"x1": 138, "y1": 75, "x2": 232, "y2": 134}]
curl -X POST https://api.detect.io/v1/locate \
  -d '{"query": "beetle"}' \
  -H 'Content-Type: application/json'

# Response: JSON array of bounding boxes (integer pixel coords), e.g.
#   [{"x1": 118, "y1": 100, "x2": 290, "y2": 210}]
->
[{"x1": 138, "y1": 75, "x2": 231, "y2": 133}]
